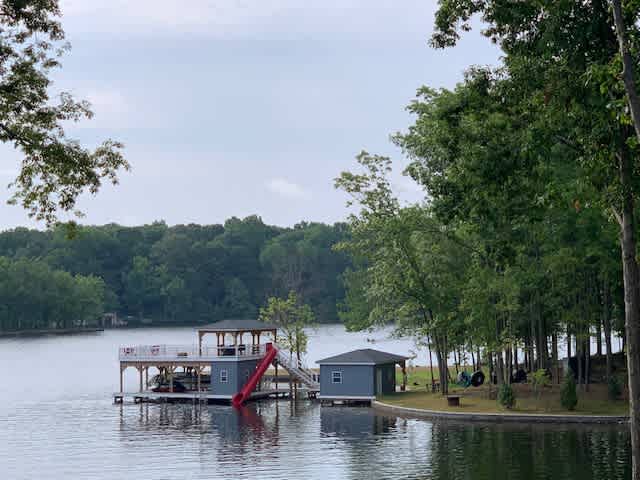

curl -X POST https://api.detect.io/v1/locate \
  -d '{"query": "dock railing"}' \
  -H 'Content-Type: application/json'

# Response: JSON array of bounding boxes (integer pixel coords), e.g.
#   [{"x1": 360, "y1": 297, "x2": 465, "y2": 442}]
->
[{"x1": 119, "y1": 344, "x2": 267, "y2": 361}]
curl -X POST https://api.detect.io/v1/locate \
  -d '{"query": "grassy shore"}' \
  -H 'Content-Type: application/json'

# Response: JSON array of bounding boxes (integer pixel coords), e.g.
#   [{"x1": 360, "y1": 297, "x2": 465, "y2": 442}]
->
[{"x1": 386, "y1": 366, "x2": 629, "y2": 416}]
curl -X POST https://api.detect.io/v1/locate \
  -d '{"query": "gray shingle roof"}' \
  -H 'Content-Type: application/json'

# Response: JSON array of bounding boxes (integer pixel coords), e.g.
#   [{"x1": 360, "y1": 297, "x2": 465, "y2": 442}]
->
[
  {"x1": 196, "y1": 319, "x2": 277, "y2": 332},
  {"x1": 316, "y1": 349, "x2": 408, "y2": 365}
]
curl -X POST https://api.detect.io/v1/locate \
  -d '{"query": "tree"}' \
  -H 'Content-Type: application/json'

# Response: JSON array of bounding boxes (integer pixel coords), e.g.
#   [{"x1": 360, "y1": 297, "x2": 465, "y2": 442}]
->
[
  {"x1": 259, "y1": 291, "x2": 313, "y2": 364},
  {"x1": 432, "y1": 2, "x2": 640, "y2": 473},
  {"x1": 0, "y1": 1, "x2": 128, "y2": 224},
  {"x1": 335, "y1": 152, "x2": 471, "y2": 394}
]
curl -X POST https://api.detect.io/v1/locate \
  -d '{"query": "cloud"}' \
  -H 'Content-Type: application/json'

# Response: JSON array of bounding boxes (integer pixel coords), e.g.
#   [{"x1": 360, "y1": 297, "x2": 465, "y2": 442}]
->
[
  {"x1": 266, "y1": 178, "x2": 308, "y2": 199},
  {"x1": 59, "y1": 0, "x2": 434, "y2": 38}
]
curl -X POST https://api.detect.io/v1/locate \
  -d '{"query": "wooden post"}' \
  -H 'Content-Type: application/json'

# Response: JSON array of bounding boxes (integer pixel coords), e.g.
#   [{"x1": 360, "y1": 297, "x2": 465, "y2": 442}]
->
[
  {"x1": 120, "y1": 365, "x2": 125, "y2": 393},
  {"x1": 401, "y1": 361, "x2": 407, "y2": 392},
  {"x1": 197, "y1": 366, "x2": 201, "y2": 392},
  {"x1": 198, "y1": 331, "x2": 204, "y2": 355},
  {"x1": 275, "y1": 362, "x2": 278, "y2": 390},
  {"x1": 169, "y1": 366, "x2": 174, "y2": 393},
  {"x1": 138, "y1": 367, "x2": 143, "y2": 393},
  {"x1": 145, "y1": 367, "x2": 149, "y2": 389}
]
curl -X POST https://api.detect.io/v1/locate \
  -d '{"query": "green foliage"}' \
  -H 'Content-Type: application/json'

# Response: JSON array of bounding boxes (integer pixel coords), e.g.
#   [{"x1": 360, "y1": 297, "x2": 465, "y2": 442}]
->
[
  {"x1": 259, "y1": 291, "x2": 314, "y2": 360},
  {"x1": 497, "y1": 383, "x2": 516, "y2": 409},
  {"x1": 531, "y1": 369, "x2": 551, "y2": 398},
  {"x1": 608, "y1": 375, "x2": 622, "y2": 400},
  {"x1": 0, "y1": 0, "x2": 128, "y2": 224},
  {"x1": 0, "y1": 218, "x2": 351, "y2": 332},
  {"x1": 561, "y1": 374, "x2": 578, "y2": 411},
  {"x1": 0, "y1": 256, "x2": 105, "y2": 331}
]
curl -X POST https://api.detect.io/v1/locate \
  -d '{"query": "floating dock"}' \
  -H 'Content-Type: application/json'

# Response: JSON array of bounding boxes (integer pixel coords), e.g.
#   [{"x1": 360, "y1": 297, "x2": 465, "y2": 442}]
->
[
  {"x1": 113, "y1": 388, "x2": 292, "y2": 404},
  {"x1": 115, "y1": 319, "x2": 319, "y2": 406}
]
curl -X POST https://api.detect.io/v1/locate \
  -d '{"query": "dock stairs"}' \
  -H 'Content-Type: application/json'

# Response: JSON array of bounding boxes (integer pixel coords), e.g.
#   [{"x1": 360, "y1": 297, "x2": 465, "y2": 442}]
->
[{"x1": 274, "y1": 344, "x2": 319, "y2": 391}]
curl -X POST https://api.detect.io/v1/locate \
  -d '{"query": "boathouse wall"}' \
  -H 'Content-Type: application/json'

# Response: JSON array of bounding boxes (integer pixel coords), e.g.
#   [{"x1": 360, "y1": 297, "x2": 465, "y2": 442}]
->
[
  {"x1": 210, "y1": 358, "x2": 260, "y2": 396},
  {"x1": 319, "y1": 365, "x2": 375, "y2": 397}
]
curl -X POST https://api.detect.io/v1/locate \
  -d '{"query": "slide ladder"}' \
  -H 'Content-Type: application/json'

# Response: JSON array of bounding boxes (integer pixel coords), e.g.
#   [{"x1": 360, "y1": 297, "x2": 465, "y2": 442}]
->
[
  {"x1": 274, "y1": 346, "x2": 319, "y2": 391},
  {"x1": 232, "y1": 343, "x2": 278, "y2": 407}
]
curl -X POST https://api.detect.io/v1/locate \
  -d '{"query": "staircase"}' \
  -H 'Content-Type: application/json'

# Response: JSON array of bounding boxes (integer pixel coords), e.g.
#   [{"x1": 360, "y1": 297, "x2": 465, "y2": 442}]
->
[{"x1": 274, "y1": 346, "x2": 319, "y2": 391}]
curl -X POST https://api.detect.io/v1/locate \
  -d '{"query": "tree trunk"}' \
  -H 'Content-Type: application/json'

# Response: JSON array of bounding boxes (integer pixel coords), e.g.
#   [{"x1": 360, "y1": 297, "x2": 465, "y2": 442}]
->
[
  {"x1": 453, "y1": 349, "x2": 459, "y2": 375},
  {"x1": 567, "y1": 329, "x2": 572, "y2": 361},
  {"x1": 476, "y1": 346, "x2": 481, "y2": 370},
  {"x1": 603, "y1": 278, "x2": 613, "y2": 381},
  {"x1": 596, "y1": 314, "x2": 603, "y2": 357},
  {"x1": 496, "y1": 351, "x2": 505, "y2": 385},
  {"x1": 552, "y1": 332, "x2": 559, "y2": 384},
  {"x1": 577, "y1": 340, "x2": 583, "y2": 389},
  {"x1": 585, "y1": 337, "x2": 591, "y2": 392},
  {"x1": 607, "y1": 8, "x2": 640, "y2": 458},
  {"x1": 614, "y1": 127, "x2": 640, "y2": 480},
  {"x1": 428, "y1": 338, "x2": 435, "y2": 389},
  {"x1": 619, "y1": 172, "x2": 640, "y2": 480},
  {"x1": 470, "y1": 347, "x2": 476, "y2": 372}
]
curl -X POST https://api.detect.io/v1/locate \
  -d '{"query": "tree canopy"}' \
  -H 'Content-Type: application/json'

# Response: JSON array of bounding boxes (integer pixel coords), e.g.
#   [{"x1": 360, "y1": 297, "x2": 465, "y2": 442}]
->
[{"x1": 0, "y1": 217, "x2": 351, "y2": 332}]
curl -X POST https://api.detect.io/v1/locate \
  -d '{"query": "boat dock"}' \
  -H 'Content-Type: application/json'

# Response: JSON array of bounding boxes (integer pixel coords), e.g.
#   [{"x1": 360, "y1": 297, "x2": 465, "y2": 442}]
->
[
  {"x1": 115, "y1": 319, "x2": 319, "y2": 406},
  {"x1": 113, "y1": 388, "x2": 292, "y2": 404}
]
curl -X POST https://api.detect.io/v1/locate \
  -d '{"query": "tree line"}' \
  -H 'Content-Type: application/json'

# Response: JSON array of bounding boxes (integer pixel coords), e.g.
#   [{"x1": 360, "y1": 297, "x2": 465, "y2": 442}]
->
[
  {"x1": 337, "y1": 2, "x2": 640, "y2": 473},
  {"x1": 0, "y1": 216, "x2": 351, "y2": 332}
]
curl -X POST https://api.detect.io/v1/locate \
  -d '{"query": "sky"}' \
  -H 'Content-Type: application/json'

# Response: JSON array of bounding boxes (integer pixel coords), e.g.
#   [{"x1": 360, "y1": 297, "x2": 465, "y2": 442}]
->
[{"x1": 0, "y1": 1, "x2": 501, "y2": 229}]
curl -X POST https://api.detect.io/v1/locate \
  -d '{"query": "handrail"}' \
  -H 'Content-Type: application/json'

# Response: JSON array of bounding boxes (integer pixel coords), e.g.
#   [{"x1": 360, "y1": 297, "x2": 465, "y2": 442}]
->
[
  {"x1": 273, "y1": 344, "x2": 319, "y2": 388},
  {"x1": 118, "y1": 344, "x2": 267, "y2": 361}
]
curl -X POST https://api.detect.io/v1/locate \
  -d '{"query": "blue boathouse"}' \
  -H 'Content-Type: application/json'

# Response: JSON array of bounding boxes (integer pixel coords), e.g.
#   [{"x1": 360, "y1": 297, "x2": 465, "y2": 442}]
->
[{"x1": 316, "y1": 349, "x2": 408, "y2": 403}]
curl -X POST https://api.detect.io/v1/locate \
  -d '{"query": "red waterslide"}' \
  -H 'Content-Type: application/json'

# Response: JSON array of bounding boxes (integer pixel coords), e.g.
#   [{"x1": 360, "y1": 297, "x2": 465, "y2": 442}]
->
[{"x1": 232, "y1": 343, "x2": 278, "y2": 407}]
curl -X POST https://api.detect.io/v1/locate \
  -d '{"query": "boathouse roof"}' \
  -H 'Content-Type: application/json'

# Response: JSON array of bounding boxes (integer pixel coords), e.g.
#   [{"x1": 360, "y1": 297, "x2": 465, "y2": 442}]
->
[
  {"x1": 316, "y1": 348, "x2": 408, "y2": 365},
  {"x1": 196, "y1": 319, "x2": 277, "y2": 333}
]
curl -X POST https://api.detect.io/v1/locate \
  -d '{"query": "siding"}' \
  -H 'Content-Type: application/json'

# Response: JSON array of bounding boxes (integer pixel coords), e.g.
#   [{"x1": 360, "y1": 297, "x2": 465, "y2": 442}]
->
[
  {"x1": 319, "y1": 364, "x2": 374, "y2": 397},
  {"x1": 210, "y1": 359, "x2": 259, "y2": 396}
]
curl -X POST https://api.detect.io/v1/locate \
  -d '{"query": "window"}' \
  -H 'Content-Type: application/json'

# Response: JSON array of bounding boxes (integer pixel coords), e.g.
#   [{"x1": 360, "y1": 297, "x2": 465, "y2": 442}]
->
[
  {"x1": 220, "y1": 369, "x2": 228, "y2": 383},
  {"x1": 332, "y1": 371, "x2": 342, "y2": 384}
]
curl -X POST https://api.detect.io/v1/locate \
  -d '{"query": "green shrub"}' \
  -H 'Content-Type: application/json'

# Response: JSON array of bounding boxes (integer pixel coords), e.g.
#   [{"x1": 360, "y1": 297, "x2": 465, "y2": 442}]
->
[
  {"x1": 531, "y1": 369, "x2": 551, "y2": 398},
  {"x1": 560, "y1": 373, "x2": 578, "y2": 411},
  {"x1": 608, "y1": 375, "x2": 622, "y2": 400},
  {"x1": 498, "y1": 383, "x2": 516, "y2": 409}
]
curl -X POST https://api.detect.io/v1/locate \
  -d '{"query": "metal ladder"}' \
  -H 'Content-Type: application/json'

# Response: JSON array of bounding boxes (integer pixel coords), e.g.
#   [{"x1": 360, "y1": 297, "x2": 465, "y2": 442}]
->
[{"x1": 274, "y1": 345, "x2": 319, "y2": 390}]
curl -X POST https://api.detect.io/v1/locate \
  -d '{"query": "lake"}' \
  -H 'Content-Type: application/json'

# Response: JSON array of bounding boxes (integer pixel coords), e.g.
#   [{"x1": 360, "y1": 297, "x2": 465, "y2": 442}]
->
[{"x1": 0, "y1": 325, "x2": 631, "y2": 479}]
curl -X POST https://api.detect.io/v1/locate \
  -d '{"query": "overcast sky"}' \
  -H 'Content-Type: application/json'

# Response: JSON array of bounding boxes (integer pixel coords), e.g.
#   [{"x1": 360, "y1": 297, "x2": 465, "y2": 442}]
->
[{"x1": 0, "y1": 1, "x2": 501, "y2": 229}]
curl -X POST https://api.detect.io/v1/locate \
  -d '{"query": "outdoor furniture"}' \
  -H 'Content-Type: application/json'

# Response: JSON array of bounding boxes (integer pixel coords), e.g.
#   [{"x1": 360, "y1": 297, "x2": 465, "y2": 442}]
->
[{"x1": 446, "y1": 395, "x2": 461, "y2": 407}]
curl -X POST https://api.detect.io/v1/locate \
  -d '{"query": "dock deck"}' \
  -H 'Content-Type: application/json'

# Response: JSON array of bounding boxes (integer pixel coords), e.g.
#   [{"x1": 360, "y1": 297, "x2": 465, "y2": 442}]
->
[{"x1": 113, "y1": 388, "x2": 291, "y2": 404}]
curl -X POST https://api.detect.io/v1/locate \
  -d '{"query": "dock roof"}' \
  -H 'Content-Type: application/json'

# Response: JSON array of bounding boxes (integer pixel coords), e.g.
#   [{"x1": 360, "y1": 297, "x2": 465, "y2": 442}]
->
[
  {"x1": 196, "y1": 319, "x2": 277, "y2": 333},
  {"x1": 316, "y1": 348, "x2": 408, "y2": 365}
]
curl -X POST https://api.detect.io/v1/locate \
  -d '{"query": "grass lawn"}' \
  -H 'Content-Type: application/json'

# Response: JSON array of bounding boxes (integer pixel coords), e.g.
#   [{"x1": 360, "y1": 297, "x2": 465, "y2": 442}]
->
[{"x1": 381, "y1": 382, "x2": 630, "y2": 416}]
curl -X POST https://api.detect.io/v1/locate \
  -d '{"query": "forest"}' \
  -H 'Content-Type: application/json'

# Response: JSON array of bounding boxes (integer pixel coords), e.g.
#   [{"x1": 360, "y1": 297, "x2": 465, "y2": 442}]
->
[
  {"x1": 336, "y1": 2, "x2": 640, "y2": 401},
  {"x1": 0, "y1": 216, "x2": 351, "y2": 332}
]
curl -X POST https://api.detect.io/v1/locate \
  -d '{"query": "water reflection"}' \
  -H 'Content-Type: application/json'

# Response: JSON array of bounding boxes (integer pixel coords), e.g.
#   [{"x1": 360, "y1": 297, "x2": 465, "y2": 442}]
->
[
  {"x1": 114, "y1": 402, "x2": 630, "y2": 480},
  {"x1": 0, "y1": 328, "x2": 631, "y2": 480},
  {"x1": 427, "y1": 421, "x2": 630, "y2": 480}
]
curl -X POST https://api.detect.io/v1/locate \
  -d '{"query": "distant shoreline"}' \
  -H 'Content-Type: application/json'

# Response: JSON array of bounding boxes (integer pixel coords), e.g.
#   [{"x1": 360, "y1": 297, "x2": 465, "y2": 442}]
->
[{"x1": 0, "y1": 327, "x2": 104, "y2": 338}]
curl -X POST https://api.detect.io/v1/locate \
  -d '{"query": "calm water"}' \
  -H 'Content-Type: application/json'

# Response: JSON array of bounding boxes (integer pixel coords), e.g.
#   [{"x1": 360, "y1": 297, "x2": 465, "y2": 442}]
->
[{"x1": 0, "y1": 326, "x2": 631, "y2": 480}]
